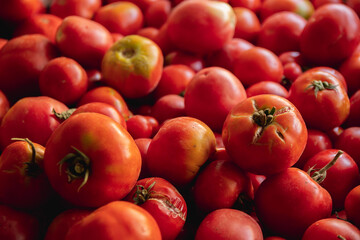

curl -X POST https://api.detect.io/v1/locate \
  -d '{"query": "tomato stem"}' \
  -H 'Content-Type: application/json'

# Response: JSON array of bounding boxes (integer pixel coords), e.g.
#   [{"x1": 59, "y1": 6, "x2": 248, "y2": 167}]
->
[
  {"x1": 52, "y1": 108, "x2": 76, "y2": 121},
  {"x1": 308, "y1": 150, "x2": 343, "y2": 184},
  {"x1": 133, "y1": 181, "x2": 156, "y2": 204},
  {"x1": 306, "y1": 80, "x2": 337, "y2": 98},
  {"x1": 252, "y1": 107, "x2": 276, "y2": 127}
]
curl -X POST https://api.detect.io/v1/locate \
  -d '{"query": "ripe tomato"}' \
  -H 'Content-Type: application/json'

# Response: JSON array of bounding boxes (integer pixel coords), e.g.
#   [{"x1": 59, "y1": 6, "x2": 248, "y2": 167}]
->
[
  {"x1": 65, "y1": 201, "x2": 161, "y2": 240},
  {"x1": 222, "y1": 94, "x2": 307, "y2": 175},
  {"x1": 144, "y1": 0, "x2": 171, "y2": 28},
  {"x1": 260, "y1": 0, "x2": 314, "y2": 21},
  {"x1": 345, "y1": 185, "x2": 360, "y2": 229},
  {"x1": 0, "y1": 90, "x2": 9, "y2": 123},
  {"x1": 134, "y1": 137, "x2": 152, "y2": 178},
  {"x1": 339, "y1": 51, "x2": 360, "y2": 96},
  {"x1": 102, "y1": 35, "x2": 163, "y2": 99},
  {"x1": 126, "y1": 115, "x2": 156, "y2": 139},
  {"x1": 255, "y1": 168, "x2": 332, "y2": 238},
  {"x1": 184, "y1": 67, "x2": 247, "y2": 133},
  {"x1": 44, "y1": 112, "x2": 141, "y2": 207},
  {"x1": 0, "y1": 0, "x2": 45, "y2": 22},
  {"x1": 345, "y1": 89, "x2": 360, "y2": 127},
  {"x1": 151, "y1": 94, "x2": 186, "y2": 123},
  {"x1": 165, "y1": 51, "x2": 205, "y2": 72},
  {"x1": 146, "y1": 116, "x2": 216, "y2": 187},
  {"x1": 233, "y1": 7, "x2": 261, "y2": 43},
  {"x1": 195, "y1": 208, "x2": 263, "y2": 240},
  {"x1": 229, "y1": 0, "x2": 261, "y2": 13},
  {"x1": 50, "y1": 0, "x2": 101, "y2": 19},
  {"x1": 126, "y1": 177, "x2": 187, "y2": 240},
  {"x1": 335, "y1": 127, "x2": 360, "y2": 168},
  {"x1": 245, "y1": 81, "x2": 289, "y2": 98}
]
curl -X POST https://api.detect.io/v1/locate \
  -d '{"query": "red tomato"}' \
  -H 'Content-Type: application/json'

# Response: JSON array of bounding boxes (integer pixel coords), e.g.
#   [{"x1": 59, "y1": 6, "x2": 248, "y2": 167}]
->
[
  {"x1": 0, "y1": 0, "x2": 45, "y2": 22},
  {"x1": 195, "y1": 208, "x2": 263, "y2": 240},
  {"x1": 134, "y1": 137, "x2": 152, "y2": 178},
  {"x1": 339, "y1": 52, "x2": 360, "y2": 96},
  {"x1": 345, "y1": 89, "x2": 360, "y2": 127},
  {"x1": 145, "y1": 0, "x2": 171, "y2": 28},
  {"x1": 107, "y1": 0, "x2": 157, "y2": 12},
  {"x1": 39, "y1": 57, "x2": 88, "y2": 106},
  {"x1": 229, "y1": 0, "x2": 261, "y2": 13},
  {"x1": 56, "y1": 16, "x2": 113, "y2": 69},
  {"x1": 146, "y1": 116, "x2": 216, "y2": 187},
  {"x1": 0, "y1": 39, "x2": 8, "y2": 50},
  {"x1": 165, "y1": 51, "x2": 205, "y2": 72},
  {"x1": 282, "y1": 62, "x2": 303, "y2": 87},
  {"x1": 260, "y1": 0, "x2": 314, "y2": 21},
  {"x1": 0, "y1": 205, "x2": 40, "y2": 240},
  {"x1": 13, "y1": 14, "x2": 62, "y2": 43},
  {"x1": 287, "y1": 70, "x2": 350, "y2": 131},
  {"x1": 0, "y1": 34, "x2": 58, "y2": 101},
  {"x1": 222, "y1": 94, "x2": 307, "y2": 175},
  {"x1": 184, "y1": 66, "x2": 247, "y2": 132},
  {"x1": 327, "y1": 126, "x2": 344, "y2": 145},
  {"x1": 154, "y1": 22, "x2": 176, "y2": 55},
  {"x1": 335, "y1": 127, "x2": 360, "y2": 168},
  {"x1": 166, "y1": 0, "x2": 236, "y2": 54},
  {"x1": 347, "y1": 0, "x2": 360, "y2": 17},
  {"x1": 302, "y1": 218, "x2": 360, "y2": 240},
  {"x1": 151, "y1": 94, "x2": 186, "y2": 123},
  {"x1": 0, "y1": 90, "x2": 9, "y2": 123},
  {"x1": 278, "y1": 51, "x2": 304, "y2": 66},
  {"x1": 44, "y1": 209, "x2": 92, "y2": 240},
  {"x1": 233, "y1": 47, "x2": 284, "y2": 87},
  {"x1": 153, "y1": 64, "x2": 195, "y2": 100},
  {"x1": 44, "y1": 112, "x2": 141, "y2": 207},
  {"x1": 0, "y1": 138, "x2": 53, "y2": 209},
  {"x1": 257, "y1": 11, "x2": 307, "y2": 55},
  {"x1": 255, "y1": 168, "x2": 332, "y2": 238},
  {"x1": 192, "y1": 159, "x2": 252, "y2": 213},
  {"x1": 50, "y1": 0, "x2": 101, "y2": 19},
  {"x1": 312, "y1": 0, "x2": 343, "y2": 8},
  {"x1": 345, "y1": 185, "x2": 360, "y2": 229},
  {"x1": 126, "y1": 115, "x2": 155, "y2": 139},
  {"x1": 136, "y1": 27, "x2": 159, "y2": 41},
  {"x1": 126, "y1": 177, "x2": 187, "y2": 240},
  {"x1": 233, "y1": 7, "x2": 261, "y2": 43},
  {"x1": 94, "y1": 2, "x2": 144, "y2": 35},
  {"x1": 300, "y1": 4, "x2": 360, "y2": 66},
  {"x1": 85, "y1": 69, "x2": 102, "y2": 90},
  {"x1": 77, "y1": 86, "x2": 132, "y2": 120},
  {"x1": 303, "y1": 149, "x2": 360, "y2": 210},
  {"x1": 0, "y1": 96, "x2": 68, "y2": 150},
  {"x1": 65, "y1": 201, "x2": 161, "y2": 240},
  {"x1": 102, "y1": 35, "x2": 163, "y2": 99},
  {"x1": 245, "y1": 81, "x2": 289, "y2": 98}
]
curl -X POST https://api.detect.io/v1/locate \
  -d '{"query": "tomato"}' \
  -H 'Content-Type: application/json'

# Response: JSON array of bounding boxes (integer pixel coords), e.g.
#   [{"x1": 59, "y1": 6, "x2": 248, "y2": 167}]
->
[
  {"x1": 126, "y1": 115, "x2": 155, "y2": 139},
  {"x1": 56, "y1": 16, "x2": 113, "y2": 69},
  {"x1": 233, "y1": 47, "x2": 284, "y2": 87},
  {"x1": 233, "y1": 7, "x2": 261, "y2": 43},
  {"x1": 44, "y1": 209, "x2": 92, "y2": 240},
  {"x1": 86, "y1": 69, "x2": 102, "y2": 90},
  {"x1": 165, "y1": 51, "x2": 205, "y2": 72},
  {"x1": 144, "y1": 0, "x2": 171, "y2": 28},
  {"x1": 0, "y1": 0, "x2": 45, "y2": 22},
  {"x1": 166, "y1": 0, "x2": 236, "y2": 54},
  {"x1": 154, "y1": 22, "x2": 176, "y2": 55},
  {"x1": 13, "y1": 13, "x2": 62, "y2": 43},
  {"x1": 44, "y1": 112, "x2": 141, "y2": 207},
  {"x1": 347, "y1": 0, "x2": 360, "y2": 17},
  {"x1": 102, "y1": 35, "x2": 163, "y2": 99},
  {"x1": 222, "y1": 94, "x2": 307, "y2": 175},
  {"x1": 303, "y1": 149, "x2": 360, "y2": 210},
  {"x1": 335, "y1": 127, "x2": 360, "y2": 168},
  {"x1": 77, "y1": 86, "x2": 132, "y2": 120},
  {"x1": 257, "y1": 11, "x2": 307, "y2": 55},
  {"x1": 255, "y1": 168, "x2": 332, "y2": 238},
  {"x1": 204, "y1": 38, "x2": 254, "y2": 71},
  {"x1": 312, "y1": 0, "x2": 343, "y2": 8},
  {"x1": 94, "y1": 2, "x2": 144, "y2": 35},
  {"x1": 0, "y1": 90, "x2": 9, "y2": 123},
  {"x1": 245, "y1": 81, "x2": 289, "y2": 98},
  {"x1": 151, "y1": 94, "x2": 186, "y2": 123},
  {"x1": 71, "y1": 102, "x2": 127, "y2": 128},
  {"x1": 302, "y1": 218, "x2": 360, "y2": 240},
  {"x1": 39, "y1": 57, "x2": 88, "y2": 106},
  {"x1": 126, "y1": 177, "x2": 187, "y2": 240},
  {"x1": 260, "y1": 0, "x2": 314, "y2": 21},
  {"x1": 65, "y1": 201, "x2": 161, "y2": 240},
  {"x1": 339, "y1": 52, "x2": 360, "y2": 96},
  {"x1": 134, "y1": 138, "x2": 152, "y2": 178},
  {"x1": 300, "y1": 3, "x2": 360, "y2": 66},
  {"x1": 0, "y1": 205, "x2": 40, "y2": 240},
  {"x1": 136, "y1": 27, "x2": 159, "y2": 41},
  {"x1": 229, "y1": 0, "x2": 261, "y2": 13},
  {"x1": 295, "y1": 129, "x2": 332, "y2": 169},
  {"x1": 192, "y1": 159, "x2": 252, "y2": 214},
  {"x1": 278, "y1": 51, "x2": 304, "y2": 66},
  {"x1": 195, "y1": 208, "x2": 263, "y2": 240},
  {"x1": 345, "y1": 89, "x2": 360, "y2": 127},
  {"x1": 345, "y1": 185, "x2": 360, "y2": 229},
  {"x1": 50, "y1": 0, "x2": 101, "y2": 19},
  {"x1": 287, "y1": 70, "x2": 350, "y2": 131},
  {"x1": 0, "y1": 96, "x2": 68, "y2": 150},
  {"x1": 107, "y1": 0, "x2": 157, "y2": 12},
  {"x1": 146, "y1": 116, "x2": 216, "y2": 187},
  {"x1": 0, "y1": 34, "x2": 58, "y2": 101},
  {"x1": 184, "y1": 66, "x2": 247, "y2": 132},
  {"x1": 153, "y1": 64, "x2": 195, "y2": 100}
]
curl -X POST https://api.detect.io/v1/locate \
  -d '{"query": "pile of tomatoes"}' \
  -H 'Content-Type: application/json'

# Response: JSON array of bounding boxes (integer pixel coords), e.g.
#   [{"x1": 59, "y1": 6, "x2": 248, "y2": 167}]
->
[{"x1": 0, "y1": 0, "x2": 360, "y2": 239}]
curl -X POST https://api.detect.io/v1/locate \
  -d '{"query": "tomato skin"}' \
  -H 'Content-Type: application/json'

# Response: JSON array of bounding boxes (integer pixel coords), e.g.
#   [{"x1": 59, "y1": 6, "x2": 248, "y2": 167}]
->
[
  {"x1": 44, "y1": 209, "x2": 92, "y2": 240},
  {"x1": 255, "y1": 168, "x2": 332, "y2": 238},
  {"x1": 0, "y1": 96, "x2": 68, "y2": 150},
  {"x1": 50, "y1": 0, "x2": 101, "y2": 19},
  {"x1": 146, "y1": 116, "x2": 216, "y2": 187},
  {"x1": 345, "y1": 90, "x2": 360, "y2": 127},
  {"x1": 0, "y1": 205, "x2": 40, "y2": 240},
  {"x1": 245, "y1": 81, "x2": 289, "y2": 98},
  {"x1": 145, "y1": 0, "x2": 171, "y2": 28},
  {"x1": 165, "y1": 51, "x2": 205, "y2": 72},
  {"x1": 260, "y1": 0, "x2": 314, "y2": 21},
  {"x1": 0, "y1": 90, "x2": 9, "y2": 123},
  {"x1": 126, "y1": 115, "x2": 154, "y2": 139},
  {"x1": 0, "y1": 0, "x2": 45, "y2": 22},
  {"x1": 287, "y1": 70, "x2": 350, "y2": 131},
  {"x1": 339, "y1": 52, "x2": 360, "y2": 96},
  {"x1": 345, "y1": 185, "x2": 360, "y2": 229},
  {"x1": 233, "y1": 7, "x2": 261, "y2": 43},
  {"x1": 302, "y1": 218, "x2": 360, "y2": 240},
  {"x1": 222, "y1": 94, "x2": 307, "y2": 175},
  {"x1": 151, "y1": 94, "x2": 186, "y2": 124},
  {"x1": 44, "y1": 112, "x2": 141, "y2": 208},
  {"x1": 195, "y1": 208, "x2": 263, "y2": 240},
  {"x1": 300, "y1": 4, "x2": 360, "y2": 66},
  {"x1": 192, "y1": 159, "x2": 251, "y2": 214},
  {"x1": 126, "y1": 177, "x2": 187, "y2": 240},
  {"x1": 65, "y1": 201, "x2": 161, "y2": 240},
  {"x1": 166, "y1": 0, "x2": 236, "y2": 54},
  {"x1": 56, "y1": 16, "x2": 113, "y2": 69},
  {"x1": 303, "y1": 149, "x2": 360, "y2": 210},
  {"x1": 184, "y1": 67, "x2": 247, "y2": 133},
  {"x1": 335, "y1": 127, "x2": 360, "y2": 169},
  {"x1": 229, "y1": 0, "x2": 261, "y2": 13},
  {"x1": 134, "y1": 138, "x2": 152, "y2": 178}
]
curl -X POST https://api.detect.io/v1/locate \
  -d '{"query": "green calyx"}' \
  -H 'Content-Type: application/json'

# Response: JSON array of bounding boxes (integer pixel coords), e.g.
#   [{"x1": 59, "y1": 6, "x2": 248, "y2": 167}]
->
[
  {"x1": 306, "y1": 80, "x2": 337, "y2": 98},
  {"x1": 58, "y1": 146, "x2": 90, "y2": 192},
  {"x1": 133, "y1": 181, "x2": 156, "y2": 205}
]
